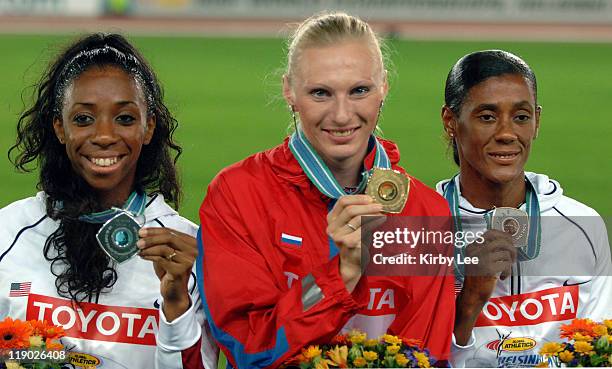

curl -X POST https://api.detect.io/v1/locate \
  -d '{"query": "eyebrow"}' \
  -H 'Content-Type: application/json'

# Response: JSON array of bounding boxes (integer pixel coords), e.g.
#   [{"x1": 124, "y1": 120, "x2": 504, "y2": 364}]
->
[
  {"x1": 475, "y1": 101, "x2": 533, "y2": 111},
  {"x1": 72, "y1": 100, "x2": 138, "y2": 108}
]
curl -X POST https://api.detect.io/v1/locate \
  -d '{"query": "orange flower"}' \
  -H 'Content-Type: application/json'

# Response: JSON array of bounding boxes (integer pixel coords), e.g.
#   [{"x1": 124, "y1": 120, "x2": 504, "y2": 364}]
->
[
  {"x1": 0, "y1": 317, "x2": 32, "y2": 349},
  {"x1": 402, "y1": 337, "x2": 423, "y2": 349},
  {"x1": 330, "y1": 334, "x2": 349, "y2": 346},
  {"x1": 45, "y1": 338, "x2": 64, "y2": 351},
  {"x1": 559, "y1": 319, "x2": 596, "y2": 340},
  {"x1": 29, "y1": 320, "x2": 65, "y2": 340}
]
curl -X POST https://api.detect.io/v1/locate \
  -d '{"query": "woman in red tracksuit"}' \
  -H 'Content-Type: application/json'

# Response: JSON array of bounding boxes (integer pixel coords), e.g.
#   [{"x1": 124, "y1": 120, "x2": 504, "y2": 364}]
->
[{"x1": 196, "y1": 11, "x2": 455, "y2": 369}]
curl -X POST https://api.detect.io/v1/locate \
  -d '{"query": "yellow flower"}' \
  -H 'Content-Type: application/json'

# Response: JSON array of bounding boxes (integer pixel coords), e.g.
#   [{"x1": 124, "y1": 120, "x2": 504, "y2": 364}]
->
[
  {"x1": 29, "y1": 334, "x2": 44, "y2": 347},
  {"x1": 593, "y1": 324, "x2": 608, "y2": 337},
  {"x1": 573, "y1": 341, "x2": 594, "y2": 354},
  {"x1": 303, "y1": 345, "x2": 322, "y2": 360},
  {"x1": 364, "y1": 338, "x2": 378, "y2": 347},
  {"x1": 573, "y1": 332, "x2": 592, "y2": 341},
  {"x1": 5, "y1": 362, "x2": 21, "y2": 369},
  {"x1": 363, "y1": 350, "x2": 378, "y2": 361},
  {"x1": 353, "y1": 356, "x2": 367, "y2": 367},
  {"x1": 539, "y1": 342, "x2": 563, "y2": 356},
  {"x1": 349, "y1": 331, "x2": 366, "y2": 345},
  {"x1": 315, "y1": 361, "x2": 330, "y2": 369},
  {"x1": 386, "y1": 344, "x2": 400, "y2": 355},
  {"x1": 326, "y1": 345, "x2": 348, "y2": 367},
  {"x1": 603, "y1": 319, "x2": 612, "y2": 329},
  {"x1": 395, "y1": 353, "x2": 410, "y2": 367},
  {"x1": 558, "y1": 350, "x2": 574, "y2": 363},
  {"x1": 413, "y1": 351, "x2": 431, "y2": 368},
  {"x1": 382, "y1": 334, "x2": 402, "y2": 345}
]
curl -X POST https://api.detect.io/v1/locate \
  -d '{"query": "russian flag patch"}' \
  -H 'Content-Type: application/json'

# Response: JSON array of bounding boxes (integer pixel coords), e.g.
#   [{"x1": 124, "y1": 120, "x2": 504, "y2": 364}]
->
[{"x1": 281, "y1": 233, "x2": 302, "y2": 247}]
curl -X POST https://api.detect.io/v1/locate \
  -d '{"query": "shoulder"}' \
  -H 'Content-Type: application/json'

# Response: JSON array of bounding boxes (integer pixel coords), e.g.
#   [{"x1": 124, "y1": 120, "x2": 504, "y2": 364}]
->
[
  {"x1": 144, "y1": 194, "x2": 198, "y2": 236},
  {"x1": 0, "y1": 193, "x2": 48, "y2": 229},
  {"x1": 208, "y1": 143, "x2": 289, "y2": 196},
  {"x1": 0, "y1": 193, "x2": 50, "y2": 254}
]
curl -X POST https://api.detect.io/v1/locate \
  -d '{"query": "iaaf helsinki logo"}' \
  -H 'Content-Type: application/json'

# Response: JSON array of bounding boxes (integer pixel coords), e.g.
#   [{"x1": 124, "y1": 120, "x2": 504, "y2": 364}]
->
[
  {"x1": 486, "y1": 330, "x2": 537, "y2": 357},
  {"x1": 26, "y1": 293, "x2": 158, "y2": 345},
  {"x1": 475, "y1": 285, "x2": 579, "y2": 327}
]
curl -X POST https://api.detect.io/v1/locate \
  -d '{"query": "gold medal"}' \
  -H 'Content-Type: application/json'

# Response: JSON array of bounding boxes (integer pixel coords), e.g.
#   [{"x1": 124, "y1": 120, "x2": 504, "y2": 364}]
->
[
  {"x1": 365, "y1": 168, "x2": 410, "y2": 213},
  {"x1": 490, "y1": 207, "x2": 529, "y2": 247}
]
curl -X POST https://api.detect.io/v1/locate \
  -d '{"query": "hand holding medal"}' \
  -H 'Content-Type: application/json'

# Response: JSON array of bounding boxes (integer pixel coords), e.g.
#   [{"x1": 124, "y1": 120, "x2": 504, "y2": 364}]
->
[{"x1": 137, "y1": 227, "x2": 198, "y2": 321}]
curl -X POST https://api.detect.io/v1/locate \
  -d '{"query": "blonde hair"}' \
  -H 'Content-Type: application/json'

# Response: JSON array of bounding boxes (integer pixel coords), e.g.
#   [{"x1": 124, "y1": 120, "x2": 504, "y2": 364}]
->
[{"x1": 286, "y1": 11, "x2": 385, "y2": 81}]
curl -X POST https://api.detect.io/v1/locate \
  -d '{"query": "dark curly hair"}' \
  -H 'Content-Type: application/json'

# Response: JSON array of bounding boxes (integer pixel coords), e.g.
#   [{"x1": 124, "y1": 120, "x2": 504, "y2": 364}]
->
[
  {"x1": 8, "y1": 33, "x2": 182, "y2": 302},
  {"x1": 444, "y1": 50, "x2": 537, "y2": 166}
]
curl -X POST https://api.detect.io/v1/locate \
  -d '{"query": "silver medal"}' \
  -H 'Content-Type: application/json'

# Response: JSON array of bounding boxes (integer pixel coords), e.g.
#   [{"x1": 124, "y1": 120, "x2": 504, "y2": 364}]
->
[
  {"x1": 490, "y1": 207, "x2": 529, "y2": 248},
  {"x1": 96, "y1": 211, "x2": 141, "y2": 263}
]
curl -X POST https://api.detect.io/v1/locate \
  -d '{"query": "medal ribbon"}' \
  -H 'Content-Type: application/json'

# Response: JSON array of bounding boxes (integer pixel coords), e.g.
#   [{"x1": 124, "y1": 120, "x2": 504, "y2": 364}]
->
[
  {"x1": 289, "y1": 129, "x2": 391, "y2": 199},
  {"x1": 443, "y1": 174, "x2": 542, "y2": 276},
  {"x1": 78, "y1": 190, "x2": 146, "y2": 224}
]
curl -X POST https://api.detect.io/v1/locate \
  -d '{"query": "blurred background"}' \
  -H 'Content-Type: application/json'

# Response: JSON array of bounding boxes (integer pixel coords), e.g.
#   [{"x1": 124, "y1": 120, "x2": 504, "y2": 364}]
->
[{"x1": 1, "y1": 0, "x2": 611, "y2": 224}]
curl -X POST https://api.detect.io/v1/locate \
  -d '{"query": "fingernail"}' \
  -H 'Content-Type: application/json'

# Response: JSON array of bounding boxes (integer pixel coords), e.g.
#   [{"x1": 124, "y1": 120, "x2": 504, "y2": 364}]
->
[
  {"x1": 138, "y1": 229, "x2": 147, "y2": 237},
  {"x1": 137, "y1": 240, "x2": 145, "y2": 249}
]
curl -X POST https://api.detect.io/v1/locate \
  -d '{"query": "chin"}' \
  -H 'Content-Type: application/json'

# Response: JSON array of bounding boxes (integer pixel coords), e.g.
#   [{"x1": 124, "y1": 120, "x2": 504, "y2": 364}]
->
[{"x1": 488, "y1": 169, "x2": 525, "y2": 185}]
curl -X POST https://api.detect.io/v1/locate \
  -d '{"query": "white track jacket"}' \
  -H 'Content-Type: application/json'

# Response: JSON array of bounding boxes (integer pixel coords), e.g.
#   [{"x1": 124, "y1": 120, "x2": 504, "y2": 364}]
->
[{"x1": 437, "y1": 172, "x2": 612, "y2": 368}]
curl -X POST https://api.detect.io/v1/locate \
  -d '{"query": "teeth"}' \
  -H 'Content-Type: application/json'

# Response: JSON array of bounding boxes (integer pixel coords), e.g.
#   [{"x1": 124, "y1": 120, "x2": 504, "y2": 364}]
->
[
  {"x1": 329, "y1": 129, "x2": 355, "y2": 137},
  {"x1": 492, "y1": 154, "x2": 517, "y2": 159},
  {"x1": 90, "y1": 157, "x2": 119, "y2": 167}
]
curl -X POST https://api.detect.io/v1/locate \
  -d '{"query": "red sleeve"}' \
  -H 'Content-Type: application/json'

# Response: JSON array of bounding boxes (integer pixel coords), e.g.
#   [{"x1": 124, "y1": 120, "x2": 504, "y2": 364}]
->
[{"x1": 198, "y1": 173, "x2": 368, "y2": 369}]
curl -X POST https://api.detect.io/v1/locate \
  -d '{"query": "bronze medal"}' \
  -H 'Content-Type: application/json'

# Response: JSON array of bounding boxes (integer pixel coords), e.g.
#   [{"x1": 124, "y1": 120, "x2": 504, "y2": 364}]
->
[
  {"x1": 490, "y1": 207, "x2": 529, "y2": 247},
  {"x1": 365, "y1": 168, "x2": 410, "y2": 213}
]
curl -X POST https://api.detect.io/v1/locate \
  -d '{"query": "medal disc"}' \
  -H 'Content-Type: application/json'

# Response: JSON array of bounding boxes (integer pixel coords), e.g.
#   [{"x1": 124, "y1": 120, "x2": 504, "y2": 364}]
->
[
  {"x1": 490, "y1": 207, "x2": 529, "y2": 247},
  {"x1": 96, "y1": 211, "x2": 141, "y2": 263},
  {"x1": 365, "y1": 168, "x2": 410, "y2": 213}
]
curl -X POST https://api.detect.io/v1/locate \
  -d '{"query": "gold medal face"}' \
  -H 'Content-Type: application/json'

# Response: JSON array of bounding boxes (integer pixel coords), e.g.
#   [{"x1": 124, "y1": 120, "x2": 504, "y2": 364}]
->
[{"x1": 366, "y1": 168, "x2": 410, "y2": 213}]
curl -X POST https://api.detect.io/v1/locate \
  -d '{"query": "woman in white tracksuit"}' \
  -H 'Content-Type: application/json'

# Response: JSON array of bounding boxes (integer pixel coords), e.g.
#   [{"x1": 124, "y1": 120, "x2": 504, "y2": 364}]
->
[{"x1": 438, "y1": 50, "x2": 612, "y2": 367}]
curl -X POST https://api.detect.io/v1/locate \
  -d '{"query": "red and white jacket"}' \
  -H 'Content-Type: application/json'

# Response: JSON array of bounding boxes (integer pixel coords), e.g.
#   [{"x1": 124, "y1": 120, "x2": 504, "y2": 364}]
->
[{"x1": 196, "y1": 138, "x2": 455, "y2": 369}]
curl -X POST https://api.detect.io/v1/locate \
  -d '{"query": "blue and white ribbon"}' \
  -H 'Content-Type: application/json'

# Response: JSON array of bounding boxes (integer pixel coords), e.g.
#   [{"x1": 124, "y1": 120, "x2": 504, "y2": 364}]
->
[
  {"x1": 78, "y1": 191, "x2": 146, "y2": 224},
  {"x1": 288, "y1": 129, "x2": 391, "y2": 199}
]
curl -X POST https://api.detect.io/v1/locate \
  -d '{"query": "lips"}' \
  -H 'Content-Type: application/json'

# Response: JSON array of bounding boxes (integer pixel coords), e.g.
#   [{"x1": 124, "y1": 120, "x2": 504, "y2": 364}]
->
[
  {"x1": 83, "y1": 154, "x2": 126, "y2": 172},
  {"x1": 322, "y1": 127, "x2": 360, "y2": 143},
  {"x1": 488, "y1": 151, "x2": 520, "y2": 163}
]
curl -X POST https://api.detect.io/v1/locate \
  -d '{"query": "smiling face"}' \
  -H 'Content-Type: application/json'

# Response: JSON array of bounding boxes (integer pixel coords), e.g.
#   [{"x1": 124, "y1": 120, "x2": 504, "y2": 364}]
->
[
  {"x1": 53, "y1": 66, "x2": 155, "y2": 207},
  {"x1": 444, "y1": 73, "x2": 540, "y2": 187},
  {"x1": 283, "y1": 40, "x2": 388, "y2": 172}
]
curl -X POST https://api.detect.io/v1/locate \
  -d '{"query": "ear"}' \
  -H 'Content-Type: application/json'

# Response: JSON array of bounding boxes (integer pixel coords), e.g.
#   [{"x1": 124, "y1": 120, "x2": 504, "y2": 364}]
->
[
  {"x1": 534, "y1": 105, "x2": 542, "y2": 139},
  {"x1": 53, "y1": 117, "x2": 66, "y2": 144},
  {"x1": 441, "y1": 105, "x2": 457, "y2": 138},
  {"x1": 381, "y1": 69, "x2": 389, "y2": 98},
  {"x1": 144, "y1": 115, "x2": 156, "y2": 145},
  {"x1": 282, "y1": 74, "x2": 295, "y2": 109}
]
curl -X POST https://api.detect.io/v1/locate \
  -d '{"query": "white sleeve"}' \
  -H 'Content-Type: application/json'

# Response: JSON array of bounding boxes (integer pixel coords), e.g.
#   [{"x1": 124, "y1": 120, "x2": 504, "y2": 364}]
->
[
  {"x1": 581, "y1": 217, "x2": 612, "y2": 321},
  {"x1": 155, "y1": 284, "x2": 219, "y2": 369},
  {"x1": 449, "y1": 332, "x2": 476, "y2": 368}
]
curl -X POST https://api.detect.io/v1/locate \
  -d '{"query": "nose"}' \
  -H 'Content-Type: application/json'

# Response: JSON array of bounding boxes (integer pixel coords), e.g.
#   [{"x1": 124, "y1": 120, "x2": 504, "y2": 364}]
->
[
  {"x1": 494, "y1": 115, "x2": 518, "y2": 144},
  {"x1": 91, "y1": 117, "x2": 119, "y2": 147},
  {"x1": 332, "y1": 96, "x2": 352, "y2": 125}
]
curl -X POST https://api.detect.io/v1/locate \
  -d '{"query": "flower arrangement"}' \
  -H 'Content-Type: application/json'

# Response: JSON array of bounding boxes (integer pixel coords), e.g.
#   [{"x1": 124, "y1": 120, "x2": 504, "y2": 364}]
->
[
  {"x1": 537, "y1": 318, "x2": 612, "y2": 367},
  {"x1": 283, "y1": 330, "x2": 435, "y2": 368},
  {"x1": 0, "y1": 317, "x2": 67, "y2": 369}
]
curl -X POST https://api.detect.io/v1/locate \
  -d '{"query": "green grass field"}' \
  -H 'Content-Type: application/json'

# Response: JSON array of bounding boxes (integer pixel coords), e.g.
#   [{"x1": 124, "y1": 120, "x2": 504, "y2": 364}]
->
[{"x1": 1, "y1": 34, "x2": 611, "y2": 222}]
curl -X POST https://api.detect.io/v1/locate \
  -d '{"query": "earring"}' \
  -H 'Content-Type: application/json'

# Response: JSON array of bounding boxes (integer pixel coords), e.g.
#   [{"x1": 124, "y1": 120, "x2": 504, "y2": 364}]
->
[{"x1": 290, "y1": 105, "x2": 298, "y2": 131}]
